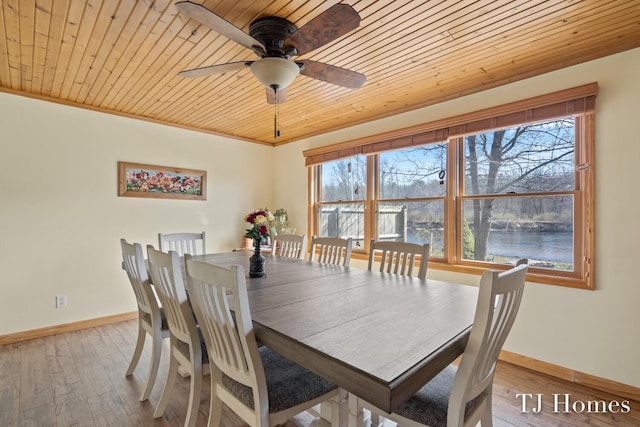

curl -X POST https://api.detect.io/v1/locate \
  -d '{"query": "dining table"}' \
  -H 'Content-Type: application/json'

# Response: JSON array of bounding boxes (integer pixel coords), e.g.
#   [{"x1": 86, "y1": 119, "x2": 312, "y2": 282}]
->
[{"x1": 187, "y1": 250, "x2": 479, "y2": 426}]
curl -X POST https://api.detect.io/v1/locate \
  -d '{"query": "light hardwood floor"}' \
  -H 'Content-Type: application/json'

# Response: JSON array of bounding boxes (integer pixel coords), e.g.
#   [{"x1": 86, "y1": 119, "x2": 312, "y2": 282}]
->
[{"x1": 1, "y1": 319, "x2": 638, "y2": 426}]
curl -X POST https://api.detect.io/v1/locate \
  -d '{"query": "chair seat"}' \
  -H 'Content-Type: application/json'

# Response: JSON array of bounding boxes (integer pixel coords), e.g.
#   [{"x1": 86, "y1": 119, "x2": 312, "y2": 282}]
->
[
  {"x1": 221, "y1": 346, "x2": 337, "y2": 413},
  {"x1": 174, "y1": 329, "x2": 210, "y2": 364},
  {"x1": 141, "y1": 308, "x2": 169, "y2": 331},
  {"x1": 392, "y1": 365, "x2": 481, "y2": 427}
]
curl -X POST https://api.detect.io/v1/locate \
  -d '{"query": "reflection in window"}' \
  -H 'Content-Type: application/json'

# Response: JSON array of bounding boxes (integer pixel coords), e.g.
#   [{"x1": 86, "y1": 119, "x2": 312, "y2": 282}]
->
[
  {"x1": 379, "y1": 144, "x2": 447, "y2": 199},
  {"x1": 320, "y1": 156, "x2": 366, "y2": 202},
  {"x1": 376, "y1": 145, "x2": 447, "y2": 257}
]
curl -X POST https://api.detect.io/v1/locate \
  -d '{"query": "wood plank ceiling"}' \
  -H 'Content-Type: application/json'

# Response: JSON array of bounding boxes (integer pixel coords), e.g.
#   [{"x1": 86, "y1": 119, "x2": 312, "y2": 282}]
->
[{"x1": 1, "y1": 0, "x2": 639, "y2": 146}]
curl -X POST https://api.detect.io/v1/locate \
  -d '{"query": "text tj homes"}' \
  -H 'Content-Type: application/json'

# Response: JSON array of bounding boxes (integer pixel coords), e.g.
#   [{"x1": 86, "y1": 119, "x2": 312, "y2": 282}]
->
[{"x1": 516, "y1": 393, "x2": 631, "y2": 414}]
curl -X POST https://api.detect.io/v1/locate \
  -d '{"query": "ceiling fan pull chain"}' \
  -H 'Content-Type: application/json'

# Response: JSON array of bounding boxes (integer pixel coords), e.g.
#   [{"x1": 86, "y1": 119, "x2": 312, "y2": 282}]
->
[
  {"x1": 274, "y1": 112, "x2": 278, "y2": 138},
  {"x1": 273, "y1": 85, "x2": 281, "y2": 138}
]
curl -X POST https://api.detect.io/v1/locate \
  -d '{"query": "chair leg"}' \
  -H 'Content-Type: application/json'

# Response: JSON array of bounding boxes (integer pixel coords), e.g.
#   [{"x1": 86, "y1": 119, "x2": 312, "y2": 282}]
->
[
  {"x1": 481, "y1": 387, "x2": 494, "y2": 427},
  {"x1": 139, "y1": 332, "x2": 162, "y2": 401},
  {"x1": 184, "y1": 360, "x2": 203, "y2": 427},
  {"x1": 154, "y1": 351, "x2": 179, "y2": 419},
  {"x1": 331, "y1": 388, "x2": 348, "y2": 427},
  {"x1": 347, "y1": 393, "x2": 366, "y2": 427},
  {"x1": 208, "y1": 383, "x2": 224, "y2": 427},
  {"x1": 370, "y1": 412, "x2": 383, "y2": 427},
  {"x1": 126, "y1": 321, "x2": 145, "y2": 376},
  {"x1": 481, "y1": 411, "x2": 493, "y2": 427}
]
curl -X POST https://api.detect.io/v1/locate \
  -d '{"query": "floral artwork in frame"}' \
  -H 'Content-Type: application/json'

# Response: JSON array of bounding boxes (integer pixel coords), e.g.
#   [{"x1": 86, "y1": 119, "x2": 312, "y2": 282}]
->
[{"x1": 118, "y1": 161, "x2": 207, "y2": 200}]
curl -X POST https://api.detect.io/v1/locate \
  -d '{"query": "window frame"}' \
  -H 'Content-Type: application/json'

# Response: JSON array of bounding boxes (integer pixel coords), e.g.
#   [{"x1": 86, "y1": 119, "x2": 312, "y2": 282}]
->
[{"x1": 306, "y1": 84, "x2": 596, "y2": 289}]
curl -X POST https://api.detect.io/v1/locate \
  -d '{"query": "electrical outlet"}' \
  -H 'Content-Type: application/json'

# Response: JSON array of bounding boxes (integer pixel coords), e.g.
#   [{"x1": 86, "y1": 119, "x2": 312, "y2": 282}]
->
[{"x1": 56, "y1": 295, "x2": 67, "y2": 308}]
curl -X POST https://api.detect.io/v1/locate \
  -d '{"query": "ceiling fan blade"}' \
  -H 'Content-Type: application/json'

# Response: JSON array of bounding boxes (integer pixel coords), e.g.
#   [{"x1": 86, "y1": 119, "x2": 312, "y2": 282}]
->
[
  {"x1": 179, "y1": 61, "x2": 251, "y2": 78},
  {"x1": 299, "y1": 60, "x2": 366, "y2": 89},
  {"x1": 175, "y1": 1, "x2": 266, "y2": 53},
  {"x1": 266, "y1": 87, "x2": 288, "y2": 104},
  {"x1": 286, "y1": 3, "x2": 361, "y2": 55}
]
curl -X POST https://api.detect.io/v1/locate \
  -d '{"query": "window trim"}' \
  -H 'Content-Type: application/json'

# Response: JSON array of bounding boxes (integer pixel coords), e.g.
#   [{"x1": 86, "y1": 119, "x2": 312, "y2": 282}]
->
[{"x1": 306, "y1": 84, "x2": 597, "y2": 289}]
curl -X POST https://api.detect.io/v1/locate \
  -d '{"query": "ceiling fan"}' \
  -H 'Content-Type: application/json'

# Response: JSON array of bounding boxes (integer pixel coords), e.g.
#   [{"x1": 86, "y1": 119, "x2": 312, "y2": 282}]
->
[{"x1": 175, "y1": 1, "x2": 367, "y2": 105}]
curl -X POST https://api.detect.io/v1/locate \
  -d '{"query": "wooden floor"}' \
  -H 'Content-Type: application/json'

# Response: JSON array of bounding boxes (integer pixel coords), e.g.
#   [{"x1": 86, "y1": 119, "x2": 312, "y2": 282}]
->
[{"x1": 1, "y1": 319, "x2": 638, "y2": 426}]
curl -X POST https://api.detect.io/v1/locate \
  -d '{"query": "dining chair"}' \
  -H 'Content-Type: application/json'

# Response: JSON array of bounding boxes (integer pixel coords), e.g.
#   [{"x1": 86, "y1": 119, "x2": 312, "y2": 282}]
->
[
  {"x1": 146, "y1": 247, "x2": 210, "y2": 427},
  {"x1": 367, "y1": 239, "x2": 430, "y2": 279},
  {"x1": 357, "y1": 262, "x2": 528, "y2": 427},
  {"x1": 309, "y1": 236, "x2": 353, "y2": 266},
  {"x1": 158, "y1": 231, "x2": 206, "y2": 256},
  {"x1": 272, "y1": 233, "x2": 307, "y2": 259},
  {"x1": 120, "y1": 239, "x2": 170, "y2": 402},
  {"x1": 184, "y1": 258, "x2": 341, "y2": 427}
]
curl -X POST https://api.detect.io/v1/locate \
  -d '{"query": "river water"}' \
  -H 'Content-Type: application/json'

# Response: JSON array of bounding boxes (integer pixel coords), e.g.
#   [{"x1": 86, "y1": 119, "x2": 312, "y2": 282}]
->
[
  {"x1": 486, "y1": 231, "x2": 573, "y2": 263},
  {"x1": 408, "y1": 230, "x2": 573, "y2": 265}
]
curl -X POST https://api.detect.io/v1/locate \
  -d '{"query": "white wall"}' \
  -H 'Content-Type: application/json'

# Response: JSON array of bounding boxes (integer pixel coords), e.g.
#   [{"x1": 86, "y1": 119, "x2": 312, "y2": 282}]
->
[
  {"x1": 0, "y1": 94, "x2": 274, "y2": 335},
  {"x1": 274, "y1": 48, "x2": 640, "y2": 388}
]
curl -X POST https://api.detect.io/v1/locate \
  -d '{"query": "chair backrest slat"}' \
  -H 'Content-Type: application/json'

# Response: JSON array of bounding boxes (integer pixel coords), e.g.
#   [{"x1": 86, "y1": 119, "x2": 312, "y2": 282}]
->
[
  {"x1": 185, "y1": 259, "x2": 264, "y2": 390},
  {"x1": 158, "y1": 232, "x2": 206, "y2": 256},
  {"x1": 272, "y1": 234, "x2": 307, "y2": 259},
  {"x1": 146, "y1": 246, "x2": 198, "y2": 345},
  {"x1": 368, "y1": 239, "x2": 430, "y2": 279},
  {"x1": 309, "y1": 236, "x2": 353, "y2": 266},
  {"x1": 121, "y1": 239, "x2": 155, "y2": 317}
]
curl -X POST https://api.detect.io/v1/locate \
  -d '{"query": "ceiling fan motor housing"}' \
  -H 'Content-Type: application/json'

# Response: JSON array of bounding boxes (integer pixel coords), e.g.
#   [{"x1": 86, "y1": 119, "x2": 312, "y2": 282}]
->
[{"x1": 249, "y1": 17, "x2": 298, "y2": 58}]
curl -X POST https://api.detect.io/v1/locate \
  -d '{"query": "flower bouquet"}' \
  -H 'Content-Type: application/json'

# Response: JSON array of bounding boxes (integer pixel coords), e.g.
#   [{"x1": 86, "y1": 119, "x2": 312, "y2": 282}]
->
[
  {"x1": 244, "y1": 209, "x2": 275, "y2": 244},
  {"x1": 244, "y1": 209, "x2": 275, "y2": 278}
]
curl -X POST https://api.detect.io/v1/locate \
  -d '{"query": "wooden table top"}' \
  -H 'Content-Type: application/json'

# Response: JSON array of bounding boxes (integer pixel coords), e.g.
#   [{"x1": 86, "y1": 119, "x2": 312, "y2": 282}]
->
[{"x1": 192, "y1": 251, "x2": 479, "y2": 413}]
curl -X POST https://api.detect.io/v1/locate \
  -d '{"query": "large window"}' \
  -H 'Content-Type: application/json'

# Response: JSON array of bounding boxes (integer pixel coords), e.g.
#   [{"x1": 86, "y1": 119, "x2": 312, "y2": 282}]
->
[{"x1": 307, "y1": 84, "x2": 596, "y2": 289}]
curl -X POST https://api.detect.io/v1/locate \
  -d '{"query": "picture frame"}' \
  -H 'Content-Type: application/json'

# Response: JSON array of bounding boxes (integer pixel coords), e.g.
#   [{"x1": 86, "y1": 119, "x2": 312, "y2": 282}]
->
[{"x1": 118, "y1": 161, "x2": 207, "y2": 200}]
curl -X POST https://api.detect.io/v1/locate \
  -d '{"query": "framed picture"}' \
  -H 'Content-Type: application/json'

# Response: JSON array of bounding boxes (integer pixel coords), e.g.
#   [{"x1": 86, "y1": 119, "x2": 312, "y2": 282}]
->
[{"x1": 118, "y1": 161, "x2": 207, "y2": 200}]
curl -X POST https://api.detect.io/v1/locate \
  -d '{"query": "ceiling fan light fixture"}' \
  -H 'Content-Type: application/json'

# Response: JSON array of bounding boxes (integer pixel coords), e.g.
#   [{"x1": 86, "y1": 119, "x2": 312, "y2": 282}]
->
[{"x1": 250, "y1": 57, "x2": 300, "y2": 90}]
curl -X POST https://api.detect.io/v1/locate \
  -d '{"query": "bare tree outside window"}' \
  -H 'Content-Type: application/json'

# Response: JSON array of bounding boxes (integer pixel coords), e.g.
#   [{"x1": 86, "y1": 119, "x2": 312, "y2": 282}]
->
[{"x1": 463, "y1": 118, "x2": 575, "y2": 268}]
